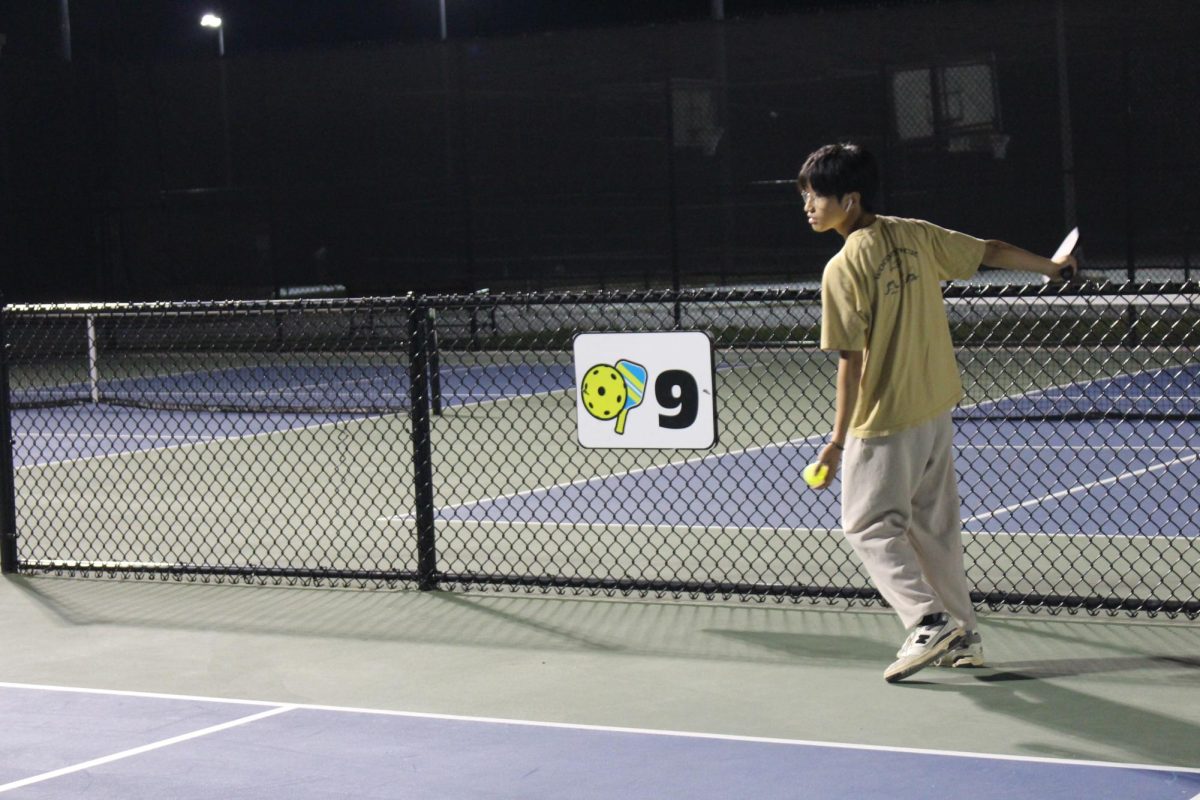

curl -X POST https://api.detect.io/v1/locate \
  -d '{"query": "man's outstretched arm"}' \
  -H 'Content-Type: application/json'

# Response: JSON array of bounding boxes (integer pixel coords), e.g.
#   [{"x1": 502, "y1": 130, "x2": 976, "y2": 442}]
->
[{"x1": 981, "y1": 239, "x2": 1077, "y2": 280}]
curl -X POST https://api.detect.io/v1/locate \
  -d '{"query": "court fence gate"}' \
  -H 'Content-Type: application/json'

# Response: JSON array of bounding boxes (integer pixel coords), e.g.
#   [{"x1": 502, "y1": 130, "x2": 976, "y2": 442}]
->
[{"x1": 1, "y1": 284, "x2": 1198, "y2": 618}]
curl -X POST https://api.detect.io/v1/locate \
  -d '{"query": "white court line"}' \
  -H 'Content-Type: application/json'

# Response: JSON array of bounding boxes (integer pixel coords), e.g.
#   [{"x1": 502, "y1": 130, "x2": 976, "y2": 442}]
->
[
  {"x1": 13, "y1": 413, "x2": 393, "y2": 472},
  {"x1": 958, "y1": 443, "x2": 1193, "y2": 453},
  {"x1": 965, "y1": 452, "x2": 1200, "y2": 525},
  {"x1": 15, "y1": 431, "x2": 211, "y2": 442},
  {"x1": 378, "y1": 429, "x2": 830, "y2": 523},
  {"x1": 0, "y1": 702, "x2": 294, "y2": 793},
  {"x1": 384, "y1": 436, "x2": 1197, "y2": 532},
  {"x1": 437, "y1": 516, "x2": 1186, "y2": 542},
  {"x1": 439, "y1": 519, "x2": 809, "y2": 534},
  {"x1": 1, "y1": 681, "x2": 1197, "y2": 777}
]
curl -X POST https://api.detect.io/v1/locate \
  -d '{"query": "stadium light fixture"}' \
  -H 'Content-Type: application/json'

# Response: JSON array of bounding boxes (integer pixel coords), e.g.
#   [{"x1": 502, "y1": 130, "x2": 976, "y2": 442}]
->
[{"x1": 200, "y1": 13, "x2": 225, "y2": 56}]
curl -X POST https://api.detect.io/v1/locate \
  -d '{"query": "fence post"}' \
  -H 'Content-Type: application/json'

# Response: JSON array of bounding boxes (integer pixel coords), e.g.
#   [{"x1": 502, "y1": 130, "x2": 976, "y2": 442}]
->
[
  {"x1": 0, "y1": 296, "x2": 19, "y2": 573},
  {"x1": 407, "y1": 301, "x2": 439, "y2": 590}
]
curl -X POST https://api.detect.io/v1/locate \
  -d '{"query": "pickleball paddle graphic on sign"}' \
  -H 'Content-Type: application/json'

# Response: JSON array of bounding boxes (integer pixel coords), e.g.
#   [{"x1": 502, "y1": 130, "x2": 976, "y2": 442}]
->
[{"x1": 579, "y1": 359, "x2": 648, "y2": 435}]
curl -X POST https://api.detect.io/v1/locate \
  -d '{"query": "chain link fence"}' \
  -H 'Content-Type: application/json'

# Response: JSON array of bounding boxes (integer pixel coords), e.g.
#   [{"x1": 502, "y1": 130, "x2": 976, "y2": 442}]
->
[{"x1": 3, "y1": 285, "x2": 1198, "y2": 617}]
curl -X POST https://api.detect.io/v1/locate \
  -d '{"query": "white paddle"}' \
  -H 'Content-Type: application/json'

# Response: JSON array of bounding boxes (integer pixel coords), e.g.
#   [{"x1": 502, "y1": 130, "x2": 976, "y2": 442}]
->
[{"x1": 1044, "y1": 226, "x2": 1079, "y2": 283}]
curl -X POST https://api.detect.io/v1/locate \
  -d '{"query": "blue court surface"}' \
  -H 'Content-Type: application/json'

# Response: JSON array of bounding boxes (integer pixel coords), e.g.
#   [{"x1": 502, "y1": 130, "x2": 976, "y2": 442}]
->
[
  {"x1": 3, "y1": 683, "x2": 1198, "y2": 799},
  {"x1": 10, "y1": 362, "x2": 577, "y2": 468},
  {"x1": 433, "y1": 420, "x2": 1199, "y2": 538}
]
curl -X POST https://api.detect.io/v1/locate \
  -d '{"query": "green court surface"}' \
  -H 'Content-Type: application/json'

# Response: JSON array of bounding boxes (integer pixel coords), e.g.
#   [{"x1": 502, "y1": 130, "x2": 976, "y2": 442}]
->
[
  {"x1": 2, "y1": 575, "x2": 1198, "y2": 773},
  {"x1": 7, "y1": 318, "x2": 1200, "y2": 788}
]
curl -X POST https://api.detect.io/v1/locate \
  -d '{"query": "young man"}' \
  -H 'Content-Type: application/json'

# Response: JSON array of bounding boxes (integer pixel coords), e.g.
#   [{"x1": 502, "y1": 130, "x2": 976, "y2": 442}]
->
[{"x1": 799, "y1": 142, "x2": 1076, "y2": 683}]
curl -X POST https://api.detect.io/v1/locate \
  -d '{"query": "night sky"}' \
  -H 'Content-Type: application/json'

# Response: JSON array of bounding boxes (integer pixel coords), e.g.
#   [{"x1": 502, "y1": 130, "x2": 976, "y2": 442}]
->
[{"x1": 1, "y1": 0, "x2": 889, "y2": 61}]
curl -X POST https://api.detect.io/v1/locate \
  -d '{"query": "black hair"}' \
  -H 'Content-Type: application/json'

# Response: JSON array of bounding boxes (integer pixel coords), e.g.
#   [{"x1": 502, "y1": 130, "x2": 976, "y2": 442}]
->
[{"x1": 797, "y1": 142, "x2": 880, "y2": 212}]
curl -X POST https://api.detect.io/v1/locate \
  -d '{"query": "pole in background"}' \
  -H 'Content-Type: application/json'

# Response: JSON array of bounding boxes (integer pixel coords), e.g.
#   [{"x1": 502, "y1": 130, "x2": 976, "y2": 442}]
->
[
  {"x1": 59, "y1": 0, "x2": 72, "y2": 61},
  {"x1": 0, "y1": 297, "x2": 19, "y2": 574},
  {"x1": 86, "y1": 314, "x2": 100, "y2": 403},
  {"x1": 426, "y1": 308, "x2": 442, "y2": 416},
  {"x1": 665, "y1": 79, "x2": 682, "y2": 328},
  {"x1": 201, "y1": 14, "x2": 232, "y2": 185},
  {"x1": 711, "y1": 0, "x2": 724, "y2": 21},
  {"x1": 1121, "y1": 46, "x2": 1134, "y2": 282},
  {"x1": 439, "y1": 0, "x2": 448, "y2": 41},
  {"x1": 1055, "y1": 0, "x2": 1076, "y2": 231}
]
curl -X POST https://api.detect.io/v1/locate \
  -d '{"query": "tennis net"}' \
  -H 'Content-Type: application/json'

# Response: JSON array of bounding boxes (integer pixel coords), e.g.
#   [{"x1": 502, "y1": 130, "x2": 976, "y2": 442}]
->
[{"x1": 5, "y1": 300, "x2": 419, "y2": 415}]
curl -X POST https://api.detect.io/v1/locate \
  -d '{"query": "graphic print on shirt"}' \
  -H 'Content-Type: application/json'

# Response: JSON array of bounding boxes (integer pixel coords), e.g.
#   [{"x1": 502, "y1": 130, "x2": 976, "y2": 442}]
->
[{"x1": 872, "y1": 245, "x2": 920, "y2": 295}]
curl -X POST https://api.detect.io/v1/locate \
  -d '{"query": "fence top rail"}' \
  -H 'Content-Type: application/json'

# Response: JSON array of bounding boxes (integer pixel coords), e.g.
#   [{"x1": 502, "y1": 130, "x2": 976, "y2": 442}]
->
[
  {"x1": 4, "y1": 281, "x2": 1196, "y2": 317},
  {"x1": 4, "y1": 297, "x2": 421, "y2": 317},
  {"x1": 942, "y1": 280, "x2": 1200, "y2": 300},
  {"x1": 422, "y1": 281, "x2": 1200, "y2": 308}
]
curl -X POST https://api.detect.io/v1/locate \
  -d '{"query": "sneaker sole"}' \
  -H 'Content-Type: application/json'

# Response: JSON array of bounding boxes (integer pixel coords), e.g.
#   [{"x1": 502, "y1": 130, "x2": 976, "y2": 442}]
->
[
  {"x1": 884, "y1": 630, "x2": 966, "y2": 683},
  {"x1": 936, "y1": 653, "x2": 985, "y2": 668}
]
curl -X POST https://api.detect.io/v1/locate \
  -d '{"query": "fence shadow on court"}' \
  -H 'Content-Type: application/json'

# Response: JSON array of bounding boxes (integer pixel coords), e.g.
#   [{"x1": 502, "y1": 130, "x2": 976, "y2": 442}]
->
[{"x1": 6, "y1": 574, "x2": 899, "y2": 666}]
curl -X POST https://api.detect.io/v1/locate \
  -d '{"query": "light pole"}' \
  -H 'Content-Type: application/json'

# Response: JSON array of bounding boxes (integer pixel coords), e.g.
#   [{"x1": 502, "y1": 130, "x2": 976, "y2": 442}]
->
[
  {"x1": 60, "y1": 0, "x2": 73, "y2": 60},
  {"x1": 200, "y1": 13, "x2": 231, "y2": 184},
  {"x1": 200, "y1": 13, "x2": 224, "y2": 56}
]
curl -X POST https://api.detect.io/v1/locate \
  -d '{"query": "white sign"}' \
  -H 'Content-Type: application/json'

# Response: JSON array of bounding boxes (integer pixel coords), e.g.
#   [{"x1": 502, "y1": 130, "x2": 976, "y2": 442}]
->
[{"x1": 573, "y1": 331, "x2": 717, "y2": 449}]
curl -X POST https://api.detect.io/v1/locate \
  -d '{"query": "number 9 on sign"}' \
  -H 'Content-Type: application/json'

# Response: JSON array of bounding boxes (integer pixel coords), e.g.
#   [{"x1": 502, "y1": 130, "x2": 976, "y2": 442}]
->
[
  {"x1": 656, "y1": 370, "x2": 698, "y2": 429},
  {"x1": 573, "y1": 331, "x2": 717, "y2": 450}
]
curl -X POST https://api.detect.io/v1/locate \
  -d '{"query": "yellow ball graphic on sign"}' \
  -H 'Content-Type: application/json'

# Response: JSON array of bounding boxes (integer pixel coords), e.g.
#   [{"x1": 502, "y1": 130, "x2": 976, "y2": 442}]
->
[{"x1": 581, "y1": 364, "x2": 627, "y2": 421}]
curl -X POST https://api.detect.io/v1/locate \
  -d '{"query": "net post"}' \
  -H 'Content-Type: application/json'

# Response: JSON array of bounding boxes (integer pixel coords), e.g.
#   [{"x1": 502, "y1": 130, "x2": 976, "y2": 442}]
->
[
  {"x1": 0, "y1": 296, "x2": 19, "y2": 573},
  {"x1": 407, "y1": 301, "x2": 440, "y2": 590},
  {"x1": 86, "y1": 313, "x2": 100, "y2": 403}
]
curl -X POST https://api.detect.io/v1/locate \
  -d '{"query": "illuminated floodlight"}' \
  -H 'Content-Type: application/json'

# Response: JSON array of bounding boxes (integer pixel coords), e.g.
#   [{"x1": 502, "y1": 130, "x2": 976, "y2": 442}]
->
[{"x1": 200, "y1": 13, "x2": 225, "y2": 56}]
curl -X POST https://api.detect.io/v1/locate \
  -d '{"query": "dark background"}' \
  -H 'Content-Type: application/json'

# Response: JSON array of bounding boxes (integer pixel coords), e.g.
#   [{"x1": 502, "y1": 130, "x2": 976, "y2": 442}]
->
[
  {"x1": 1, "y1": 0, "x2": 1197, "y2": 301},
  {"x1": 2, "y1": 1, "x2": 881, "y2": 60}
]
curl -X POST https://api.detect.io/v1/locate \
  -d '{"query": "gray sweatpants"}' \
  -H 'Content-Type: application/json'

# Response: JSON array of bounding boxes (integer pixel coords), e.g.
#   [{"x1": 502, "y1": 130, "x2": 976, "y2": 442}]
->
[{"x1": 841, "y1": 411, "x2": 977, "y2": 631}]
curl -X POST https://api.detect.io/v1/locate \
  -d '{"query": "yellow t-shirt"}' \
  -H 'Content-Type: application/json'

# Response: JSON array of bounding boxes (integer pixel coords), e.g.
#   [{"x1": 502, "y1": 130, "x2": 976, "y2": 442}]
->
[{"x1": 820, "y1": 215, "x2": 985, "y2": 438}]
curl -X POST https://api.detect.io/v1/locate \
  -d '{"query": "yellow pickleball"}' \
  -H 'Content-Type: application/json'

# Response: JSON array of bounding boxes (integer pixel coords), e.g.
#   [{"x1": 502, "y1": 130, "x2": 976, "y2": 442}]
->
[
  {"x1": 580, "y1": 364, "x2": 627, "y2": 421},
  {"x1": 802, "y1": 462, "x2": 828, "y2": 489}
]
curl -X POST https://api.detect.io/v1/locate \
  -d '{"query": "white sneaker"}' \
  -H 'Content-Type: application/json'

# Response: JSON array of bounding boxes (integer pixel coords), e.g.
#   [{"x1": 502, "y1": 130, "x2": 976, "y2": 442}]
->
[
  {"x1": 884, "y1": 613, "x2": 965, "y2": 683},
  {"x1": 934, "y1": 630, "x2": 985, "y2": 668}
]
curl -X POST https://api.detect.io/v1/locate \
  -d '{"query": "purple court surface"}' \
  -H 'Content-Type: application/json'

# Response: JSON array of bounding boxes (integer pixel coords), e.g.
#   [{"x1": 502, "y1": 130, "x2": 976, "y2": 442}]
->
[{"x1": 2, "y1": 683, "x2": 1198, "y2": 799}]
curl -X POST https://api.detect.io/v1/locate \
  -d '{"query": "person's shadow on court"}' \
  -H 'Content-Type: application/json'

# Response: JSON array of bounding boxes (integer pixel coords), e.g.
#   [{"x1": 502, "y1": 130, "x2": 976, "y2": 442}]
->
[{"x1": 903, "y1": 656, "x2": 1200, "y2": 768}]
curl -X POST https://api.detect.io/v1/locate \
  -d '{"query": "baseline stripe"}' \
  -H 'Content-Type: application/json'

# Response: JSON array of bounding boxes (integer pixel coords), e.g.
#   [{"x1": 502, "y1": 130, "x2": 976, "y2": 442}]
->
[{"x1": 2, "y1": 682, "x2": 1197, "y2": 777}]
